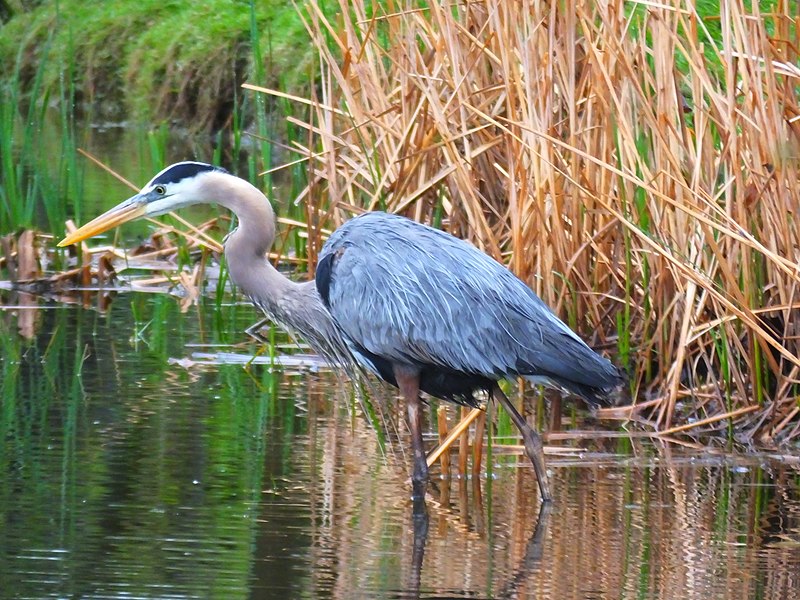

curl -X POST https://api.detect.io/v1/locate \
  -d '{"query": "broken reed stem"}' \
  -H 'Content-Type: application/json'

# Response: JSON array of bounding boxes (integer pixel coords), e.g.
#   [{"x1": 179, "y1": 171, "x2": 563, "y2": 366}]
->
[
  {"x1": 77, "y1": 148, "x2": 138, "y2": 191},
  {"x1": 458, "y1": 406, "x2": 470, "y2": 476},
  {"x1": 656, "y1": 405, "x2": 761, "y2": 436},
  {"x1": 436, "y1": 406, "x2": 451, "y2": 475},
  {"x1": 156, "y1": 214, "x2": 224, "y2": 253},
  {"x1": 596, "y1": 398, "x2": 662, "y2": 420},
  {"x1": 472, "y1": 410, "x2": 485, "y2": 478},
  {"x1": 427, "y1": 407, "x2": 482, "y2": 468}
]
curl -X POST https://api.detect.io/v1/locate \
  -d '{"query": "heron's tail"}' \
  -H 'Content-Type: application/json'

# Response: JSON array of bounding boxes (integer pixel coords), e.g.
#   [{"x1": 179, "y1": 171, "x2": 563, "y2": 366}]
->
[{"x1": 556, "y1": 365, "x2": 628, "y2": 408}]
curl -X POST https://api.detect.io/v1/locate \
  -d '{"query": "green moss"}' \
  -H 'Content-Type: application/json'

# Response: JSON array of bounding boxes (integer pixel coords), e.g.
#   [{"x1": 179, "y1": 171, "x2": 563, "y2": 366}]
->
[{"x1": 0, "y1": 0, "x2": 320, "y2": 129}]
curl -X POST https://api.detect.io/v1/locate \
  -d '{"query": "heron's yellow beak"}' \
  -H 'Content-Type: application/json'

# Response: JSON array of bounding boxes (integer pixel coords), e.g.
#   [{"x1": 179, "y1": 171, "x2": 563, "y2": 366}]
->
[{"x1": 58, "y1": 197, "x2": 147, "y2": 247}]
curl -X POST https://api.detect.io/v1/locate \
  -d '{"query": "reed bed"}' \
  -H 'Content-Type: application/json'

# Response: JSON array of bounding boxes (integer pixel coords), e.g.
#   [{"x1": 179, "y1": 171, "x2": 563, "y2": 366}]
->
[{"x1": 248, "y1": 0, "x2": 800, "y2": 442}]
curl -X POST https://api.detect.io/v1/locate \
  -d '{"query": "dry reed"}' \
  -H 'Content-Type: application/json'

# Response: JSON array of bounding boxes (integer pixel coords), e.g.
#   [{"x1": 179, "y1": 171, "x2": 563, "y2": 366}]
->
[{"x1": 248, "y1": 0, "x2": 800, "y2": 442}]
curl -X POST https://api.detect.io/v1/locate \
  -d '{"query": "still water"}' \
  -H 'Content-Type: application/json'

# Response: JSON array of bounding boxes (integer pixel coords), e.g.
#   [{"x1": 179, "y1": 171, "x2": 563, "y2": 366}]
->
[{"x1": 0, "y1": 293, "x2": 798, "y2": 599}]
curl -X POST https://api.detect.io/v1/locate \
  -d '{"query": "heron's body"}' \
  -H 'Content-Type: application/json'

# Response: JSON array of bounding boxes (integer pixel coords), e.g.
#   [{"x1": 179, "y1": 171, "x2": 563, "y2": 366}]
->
[
  {"x1": 59, "y1": 162, "x2": 624, "y2": 503},
  {"x1": 316, "y1": 212, "x2": 621, "y2": 406}
]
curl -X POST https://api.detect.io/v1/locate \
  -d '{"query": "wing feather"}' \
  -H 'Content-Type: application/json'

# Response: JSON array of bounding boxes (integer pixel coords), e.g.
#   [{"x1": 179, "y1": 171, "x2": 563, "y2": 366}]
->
[{"x1": 318, "y1": 212, "x2": 619, "y2": 392}]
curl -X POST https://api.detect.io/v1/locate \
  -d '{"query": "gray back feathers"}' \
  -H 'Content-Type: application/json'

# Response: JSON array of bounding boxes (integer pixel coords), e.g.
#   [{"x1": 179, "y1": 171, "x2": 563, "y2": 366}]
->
[{"x1": 318, "y1": 212, "x2": 622, "y2": 401}]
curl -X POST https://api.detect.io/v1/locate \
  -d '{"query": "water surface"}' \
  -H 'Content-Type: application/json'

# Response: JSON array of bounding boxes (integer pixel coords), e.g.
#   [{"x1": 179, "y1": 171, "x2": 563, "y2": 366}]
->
[{"x1": 0, "y1": 293, "x2": 798, "y2": 599}]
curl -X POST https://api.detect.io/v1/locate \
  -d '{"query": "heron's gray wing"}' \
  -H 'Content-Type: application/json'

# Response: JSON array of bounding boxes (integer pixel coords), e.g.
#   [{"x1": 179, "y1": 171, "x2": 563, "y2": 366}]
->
[{"x1": 318, "y1": 212, "x2": 617, "y2": 391}]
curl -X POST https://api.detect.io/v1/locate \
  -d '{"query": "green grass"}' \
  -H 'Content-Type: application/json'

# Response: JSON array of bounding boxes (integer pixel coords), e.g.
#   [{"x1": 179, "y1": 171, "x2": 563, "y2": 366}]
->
[
  {"x1": 0, "y1": 0, "x2": 317, "y2": 129},
  {"x1": 0, "y1": 0, "x2": 316, "y2": 237},
  {"x1": 0, "y1": 23, "x2": 83, "y2": 234},
  {"x1": 0, "y1": 0, "x2": 325, "y2": 256}
]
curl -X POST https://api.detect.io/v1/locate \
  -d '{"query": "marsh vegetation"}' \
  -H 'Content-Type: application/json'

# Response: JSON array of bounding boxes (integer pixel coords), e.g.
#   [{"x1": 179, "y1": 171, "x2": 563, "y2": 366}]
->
[
  {"x1": 3, "y1": 0, "x2": 800, "y2": 438},
  {"x1": 2, "y1": 0, "x2": 800, "y2": 597}
]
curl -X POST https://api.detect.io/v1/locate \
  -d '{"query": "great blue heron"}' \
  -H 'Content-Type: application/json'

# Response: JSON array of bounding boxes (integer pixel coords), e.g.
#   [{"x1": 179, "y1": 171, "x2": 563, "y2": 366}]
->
[{"x1": 59, "y1": 161, "x2": 624, "y2": 502}]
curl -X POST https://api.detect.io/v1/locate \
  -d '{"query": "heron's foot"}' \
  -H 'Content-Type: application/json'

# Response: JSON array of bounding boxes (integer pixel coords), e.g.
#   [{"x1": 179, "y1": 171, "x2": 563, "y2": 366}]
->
[{"x1": 521, "y1": 429, "x2": 552, "y2": 502}]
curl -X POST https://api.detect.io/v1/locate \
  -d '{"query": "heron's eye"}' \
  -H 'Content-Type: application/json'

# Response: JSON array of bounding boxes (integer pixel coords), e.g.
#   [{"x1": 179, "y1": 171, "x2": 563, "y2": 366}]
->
[{"x1": 154, "y1": 185, "x2": 167, "y2": 195}]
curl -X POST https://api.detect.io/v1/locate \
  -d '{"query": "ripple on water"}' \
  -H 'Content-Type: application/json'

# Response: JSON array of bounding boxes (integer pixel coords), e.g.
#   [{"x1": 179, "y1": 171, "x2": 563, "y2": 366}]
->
[{"x1": 1, "y1": 300, "x2": 799, "y2": 599}]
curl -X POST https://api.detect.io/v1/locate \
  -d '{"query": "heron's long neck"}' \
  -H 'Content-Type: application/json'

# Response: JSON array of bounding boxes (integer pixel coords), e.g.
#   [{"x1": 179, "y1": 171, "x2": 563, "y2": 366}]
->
[
  {"x1": 206, "y1": 173, "x2": 346, "y2": 362},
  {"x1": 206, "y1": 174, "x2": 291, "y2": 308}
]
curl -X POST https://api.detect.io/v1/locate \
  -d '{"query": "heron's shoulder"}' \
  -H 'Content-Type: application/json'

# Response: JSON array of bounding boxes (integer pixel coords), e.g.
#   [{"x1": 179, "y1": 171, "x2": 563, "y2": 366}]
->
[
  {"x1": 324, "y1": 211, "x2": 420, "y2": 244},
  {"x1": 320, "y1": 212, "x2": 537, "y2": 309},
  {"x1": 322, "y1": 211, "x2": 479, "y2": 256}
]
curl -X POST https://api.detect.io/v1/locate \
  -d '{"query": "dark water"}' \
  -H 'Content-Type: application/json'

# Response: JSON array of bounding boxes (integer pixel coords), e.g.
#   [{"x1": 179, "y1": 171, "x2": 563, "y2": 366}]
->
[{"x1": 1, "y1": 293, "x2": 799, "y2": 599}]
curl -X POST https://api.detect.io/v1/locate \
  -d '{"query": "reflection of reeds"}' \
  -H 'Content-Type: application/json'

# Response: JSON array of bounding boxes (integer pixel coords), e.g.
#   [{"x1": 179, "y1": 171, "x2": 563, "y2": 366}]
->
[
  {"x1": 2, "y1": 292, "x2": 796, "y2": 597},
  {"x1": 247, "y1": 0, "x2": 800, "y2": 440},
  {"x1": 296, "y1": 379, "x2": 799, "y2": 599}
]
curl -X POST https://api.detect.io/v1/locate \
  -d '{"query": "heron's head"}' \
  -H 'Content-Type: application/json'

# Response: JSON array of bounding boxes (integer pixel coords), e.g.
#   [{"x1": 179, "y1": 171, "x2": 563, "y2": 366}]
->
[{"x1": 58, "y1": 161, "x2": 228, "y2": 247}]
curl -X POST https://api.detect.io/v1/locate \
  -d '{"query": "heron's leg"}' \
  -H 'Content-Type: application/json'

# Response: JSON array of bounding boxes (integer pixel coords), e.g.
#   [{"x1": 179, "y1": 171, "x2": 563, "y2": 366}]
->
[
  {"x1": 394, "y1": 365, "x2": 429, "y2": 502},
  {"x1": 491, "y1": 385, "x2": 552, "y2": 502}
]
